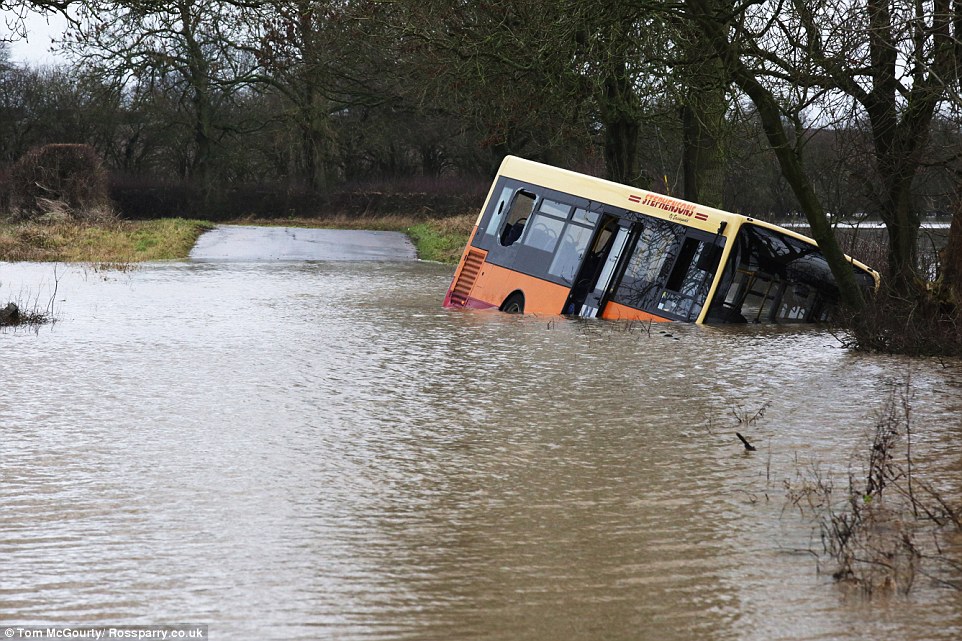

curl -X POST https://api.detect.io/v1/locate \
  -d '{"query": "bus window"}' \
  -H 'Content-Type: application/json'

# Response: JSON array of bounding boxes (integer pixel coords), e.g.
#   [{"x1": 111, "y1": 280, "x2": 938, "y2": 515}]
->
[
  {"x1": 704, "y1": 224, "x2": 851, "y2": 323},
  {"x1": 483, "y1": 186, "x2": 514, "y2": 238},
  {"x1": 499, "y1": 190, "x2": 536, "y2": 246},
  {"x1": 548, "y1": 224, "x2": 594, "y2": 284},
  {"x1": 572, "y1": 207, "x2": 600, "y2": 226},
  {"x1": 665, "y1": 238, "x2": 702, "y2": 292},
  {"x1": 656, "y1": 237, "x2": 721, "y2": 320},
  {"x1": 777, "y1": 283, "x2": 817, "y2": 321},
  {"x1": 611, "y1": 221, "x2": 682, "y2": 311},
  {"x1": 540, "y1": 198, "x2": 572, "y2": 219},
  {"x1": 521, "y1": 211, "x2": 565, "y2": 253}
]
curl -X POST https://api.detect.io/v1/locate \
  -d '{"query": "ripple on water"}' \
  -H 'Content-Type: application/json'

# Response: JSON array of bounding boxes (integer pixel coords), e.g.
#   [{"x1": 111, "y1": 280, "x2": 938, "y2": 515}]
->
[{"x1": 1, "y1": 261, "x2": 961, "y2": 640}]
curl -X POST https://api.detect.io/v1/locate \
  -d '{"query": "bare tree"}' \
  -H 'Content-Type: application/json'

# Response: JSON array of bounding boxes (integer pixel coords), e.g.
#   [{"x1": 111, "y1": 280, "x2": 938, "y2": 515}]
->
[
  {"x1": 682, "y1": 0, "x2": 962, "y2": 301},
  {"x1": 2, "y1": 1, "x2": 73, "y2": 42},
  {"x1": 386, "y1": 0, "x2": 684, "y2": 186},
  {"x1": 677, "y1": 42, "x2": 730, "y2": 207},
  {"x1": 62, "y1": 0, "x2": 263, "y2": 188},
  {"x1": 255, "y1": 0, "x2": 408, "y2": 193}
]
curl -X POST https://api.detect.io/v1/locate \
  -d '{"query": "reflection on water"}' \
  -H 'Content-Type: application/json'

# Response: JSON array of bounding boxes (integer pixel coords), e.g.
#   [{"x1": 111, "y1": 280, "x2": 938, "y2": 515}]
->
[{"x1": 1, "y1": 261, "x2": 961, "y2": 640}]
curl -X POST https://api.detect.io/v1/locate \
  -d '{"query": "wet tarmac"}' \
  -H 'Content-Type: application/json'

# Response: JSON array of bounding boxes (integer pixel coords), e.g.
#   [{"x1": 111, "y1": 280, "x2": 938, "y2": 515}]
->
[{"x1": 189, "y1": 225, "x2": 417, "y2": 262}]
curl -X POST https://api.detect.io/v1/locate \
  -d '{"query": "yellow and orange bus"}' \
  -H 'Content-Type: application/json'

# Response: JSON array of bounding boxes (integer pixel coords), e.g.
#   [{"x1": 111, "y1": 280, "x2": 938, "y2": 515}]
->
[{"x1": 443, "y1": 156, "x2": 878, "y2": 323}]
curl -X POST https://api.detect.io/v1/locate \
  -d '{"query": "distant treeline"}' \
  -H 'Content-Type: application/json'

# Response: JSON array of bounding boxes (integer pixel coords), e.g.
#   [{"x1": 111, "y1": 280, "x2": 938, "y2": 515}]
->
[{"x1": 0, "y1": 1, "x2": 960, "y2": 224}]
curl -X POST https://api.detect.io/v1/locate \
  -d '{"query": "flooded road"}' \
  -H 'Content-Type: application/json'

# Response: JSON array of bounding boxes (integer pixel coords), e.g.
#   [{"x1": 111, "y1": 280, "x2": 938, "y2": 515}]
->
[
  {"x1": 1, "y1": 258, "x2": 961, "y2": 640},
  {"x1": 189, "y1": 226, "x2": 417, "y2": 262}
]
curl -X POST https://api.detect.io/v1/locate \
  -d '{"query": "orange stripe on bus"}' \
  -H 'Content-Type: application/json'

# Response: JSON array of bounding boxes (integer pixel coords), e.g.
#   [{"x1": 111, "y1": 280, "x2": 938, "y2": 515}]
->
[
  {"x1": 470, "y1": 262, "x2": 570, "y2": 314},
  {"x1": 600, "y1": 301, "x2": 670, "y2": 322}
]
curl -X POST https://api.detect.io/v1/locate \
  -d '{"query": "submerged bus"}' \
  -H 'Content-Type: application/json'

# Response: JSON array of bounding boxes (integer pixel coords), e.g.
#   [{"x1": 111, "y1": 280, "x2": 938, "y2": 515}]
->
[{"x1": 443, "y1": 156, "x2": 878, "y2": 323}]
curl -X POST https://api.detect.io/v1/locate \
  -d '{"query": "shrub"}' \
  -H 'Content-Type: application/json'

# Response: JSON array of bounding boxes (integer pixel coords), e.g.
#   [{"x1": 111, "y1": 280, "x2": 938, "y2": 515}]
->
[
  {"x1": 846, "y1": 288, "x2": 962, "y2": 357},
  {"x1": 786, "y1": 378, "x2": 962, "y2": 596},
  {"x1": 6, "y1": 144, "x2": 115, "y2": 222},
  {"x1": 833, "y1": 223, "x2": 962, "y2": 357}
]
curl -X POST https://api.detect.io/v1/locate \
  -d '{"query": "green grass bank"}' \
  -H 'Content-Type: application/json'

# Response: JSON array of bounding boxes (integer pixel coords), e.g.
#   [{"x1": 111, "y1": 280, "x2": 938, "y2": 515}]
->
[
  {"x1": 0, "y1": 214, "x2": 475, "y2": 265},
  {"x1": 0, "y1": 218, "x2": 214, "y2": 263}
]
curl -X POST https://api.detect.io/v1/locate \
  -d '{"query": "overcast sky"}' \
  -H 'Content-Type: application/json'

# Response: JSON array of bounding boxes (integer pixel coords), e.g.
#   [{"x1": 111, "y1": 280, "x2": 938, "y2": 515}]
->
[{"x1": 5, "y1": 10, "x2": 69, "y2": 65}]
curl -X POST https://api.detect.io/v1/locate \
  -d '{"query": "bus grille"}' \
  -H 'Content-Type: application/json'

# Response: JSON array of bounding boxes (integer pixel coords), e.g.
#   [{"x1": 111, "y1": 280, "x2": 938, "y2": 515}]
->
[{"x1": 450, "y1": 249, "x2": 485, "y2": 306}]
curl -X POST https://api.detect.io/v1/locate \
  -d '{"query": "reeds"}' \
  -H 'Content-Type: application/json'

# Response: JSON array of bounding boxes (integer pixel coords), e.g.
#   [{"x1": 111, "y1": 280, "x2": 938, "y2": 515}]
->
[{"x1": 786, "y1": 376, "x2": 962, "y2": 595}]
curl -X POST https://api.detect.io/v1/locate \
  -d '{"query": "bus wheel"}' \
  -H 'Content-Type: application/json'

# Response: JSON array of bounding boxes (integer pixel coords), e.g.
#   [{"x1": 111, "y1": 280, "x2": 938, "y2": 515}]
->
[{"x1": 500, "y1": 293, "x2": 525, "y2": 314}]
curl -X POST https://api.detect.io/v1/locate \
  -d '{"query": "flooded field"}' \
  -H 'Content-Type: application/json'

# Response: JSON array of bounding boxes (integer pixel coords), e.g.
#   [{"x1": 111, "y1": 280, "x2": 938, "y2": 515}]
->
[{"x1": 1, "y1": 259, "x2": 961, "y2": 640}]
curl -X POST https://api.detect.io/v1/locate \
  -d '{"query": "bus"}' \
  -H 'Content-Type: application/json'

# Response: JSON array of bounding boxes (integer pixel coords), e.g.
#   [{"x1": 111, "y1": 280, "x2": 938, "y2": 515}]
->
[{"x1": 443, "y1": 156, "x2": 879, "y2": 324}]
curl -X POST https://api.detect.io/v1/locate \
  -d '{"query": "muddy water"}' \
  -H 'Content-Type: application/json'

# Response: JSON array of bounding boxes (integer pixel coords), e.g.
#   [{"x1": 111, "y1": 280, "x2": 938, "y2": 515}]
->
[{"x1": 1, "y1": 260, "x2": 961, "y2": 640}]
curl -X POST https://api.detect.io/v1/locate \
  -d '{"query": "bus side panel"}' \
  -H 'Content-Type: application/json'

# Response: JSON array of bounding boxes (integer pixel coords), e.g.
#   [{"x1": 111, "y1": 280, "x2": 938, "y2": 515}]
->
[
  {"x1": 600, "y1": 301, "x2": 671, "y2": 323},
  {"x1": 470, "y1": 262, "x2": 570, "y2": 314}
]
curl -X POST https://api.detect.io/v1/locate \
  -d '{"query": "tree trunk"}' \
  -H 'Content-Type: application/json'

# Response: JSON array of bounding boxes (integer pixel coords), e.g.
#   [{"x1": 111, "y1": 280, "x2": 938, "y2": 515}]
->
[
  {"x1": 869, "y1": 119, "x2": 927, "y2": 293},
  {"x1": 860, "y1": 0, "x2": 952, "y2": 295},
  {"x1": 686, "y1": 0, "x2": 865, "y2": 311},
  {"x1": 881, "y1": 196, "x2": 921, "y2": 293},
  {"x1": 192, "y1": 107, "x2": 212, "y2": 189},
  {"x1": 681, "y1": 50, "x2": 727, "y2": 207},
  {"x1": 180, "y1": 0, "x2": 213, "y2": 195},
  {"x1": 601, "y1": 65, "x2": 640, "y2": 186},
  {"x1": 296, "y1": 5, "x2": 331, "y2": 196},
  {"x1": 941, "y1": 190, "x2": 962, "y2": 303},
  {"x1": 301, "y1": 97, "x2": 330, "y2": 195},
  {"x1": 681, "y1": 100, "x2": 725, "y2": 206}
]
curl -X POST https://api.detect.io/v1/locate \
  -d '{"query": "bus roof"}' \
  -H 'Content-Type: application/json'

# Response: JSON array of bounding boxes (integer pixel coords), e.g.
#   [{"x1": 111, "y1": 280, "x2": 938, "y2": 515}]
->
[
  {"x1": 495, "y1": 155, "x2": 738, "y2": 234},
  {"x1": 492, "y1": 155, "x2": 878, "y2": 281}
]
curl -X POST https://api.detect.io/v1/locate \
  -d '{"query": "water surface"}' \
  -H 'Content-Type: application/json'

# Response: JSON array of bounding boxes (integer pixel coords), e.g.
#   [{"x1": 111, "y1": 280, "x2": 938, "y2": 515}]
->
[{"x1": 1, "y1": 260, "x2": 960, "y2": 640}]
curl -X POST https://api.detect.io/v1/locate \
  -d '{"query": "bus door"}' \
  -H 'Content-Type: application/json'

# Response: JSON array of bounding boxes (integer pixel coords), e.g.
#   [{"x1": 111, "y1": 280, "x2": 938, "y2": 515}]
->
[{"x1": 565, "y1": 215, "x2": 637, "y2": 318}]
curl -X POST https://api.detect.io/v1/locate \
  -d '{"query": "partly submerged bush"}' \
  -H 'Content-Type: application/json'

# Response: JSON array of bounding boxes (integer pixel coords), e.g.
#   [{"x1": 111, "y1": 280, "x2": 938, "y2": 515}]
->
[
  {"x1": 6, "y1": 144, "x2": 115, "y2": 223},
  {"x1": 786, "y1": 378, "x2": 962, "y2": 596},
  {"x1": 846, "y1": 288, "x2": 962, "y2": 358},
  {"x1": 836, "y1": 217, "x2": 962, "y2": 357}
]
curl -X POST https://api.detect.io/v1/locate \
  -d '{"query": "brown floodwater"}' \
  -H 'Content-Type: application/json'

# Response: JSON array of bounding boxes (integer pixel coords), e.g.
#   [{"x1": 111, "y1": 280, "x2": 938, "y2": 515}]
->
[{"x1": 1, "y1": 259, "x2": 960, "y2": 640}]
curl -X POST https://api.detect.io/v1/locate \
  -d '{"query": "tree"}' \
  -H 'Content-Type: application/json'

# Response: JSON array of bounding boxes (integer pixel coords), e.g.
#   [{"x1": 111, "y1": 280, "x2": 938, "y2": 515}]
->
[
  {"x1": 0, "y1": 62, "x2": 116, "y2": 163},
  {"x1": 682, "y1": 0, "x2": 962, "y2": 301},
  {"x1": 384, "y1": 1, "x2": 586, "y2": 172},
  {"x1": 666, "y1": 18, "x2": 732, "y2": 207},
  {"x1": 679, "y1": 0, "x2": 865, "y2": 309},
  {"x1": 2, "y1": 2, "x2": 72, "y2": 42},
  {"x1": 387, "y1": 0, "x2": 688, "y2": 185},
  {"x1": 255, "y1": 1, "x2": 341, "y2": 193},
  {"x1": 256, "y1": 0, "x2": 415, "y2": 193},
  {"x1": 63, "y1": 0, "x2": 263, "y2": 188}
]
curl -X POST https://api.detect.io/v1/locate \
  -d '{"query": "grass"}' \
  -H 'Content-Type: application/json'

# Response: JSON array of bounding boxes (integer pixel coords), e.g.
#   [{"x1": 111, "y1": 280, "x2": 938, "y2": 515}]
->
[
  {"x1": 0, "y1": 218, "x2": 214, "y2": 263},
  {"x1": 406, "y1": 216, "x2": 475, "y2": 263},
  {"x1": 0, "y1": 213, "x2": 475, "y2": 265}
]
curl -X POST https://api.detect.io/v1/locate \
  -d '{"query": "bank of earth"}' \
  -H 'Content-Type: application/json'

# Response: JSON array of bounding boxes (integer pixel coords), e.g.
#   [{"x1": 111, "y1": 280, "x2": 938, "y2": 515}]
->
[{"x1": 0, "y1": 214, "x2": 475, "y2": 265}]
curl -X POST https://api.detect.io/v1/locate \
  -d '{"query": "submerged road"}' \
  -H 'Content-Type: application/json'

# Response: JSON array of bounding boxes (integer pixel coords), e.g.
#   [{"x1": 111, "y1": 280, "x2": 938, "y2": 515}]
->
[{"x1": 189, "y1": 225, "x2": 418, "y2": 262}]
